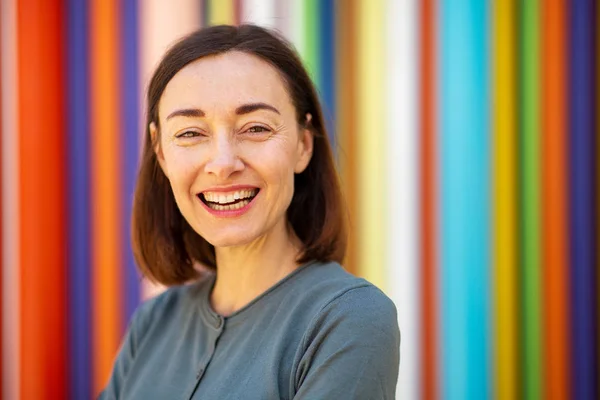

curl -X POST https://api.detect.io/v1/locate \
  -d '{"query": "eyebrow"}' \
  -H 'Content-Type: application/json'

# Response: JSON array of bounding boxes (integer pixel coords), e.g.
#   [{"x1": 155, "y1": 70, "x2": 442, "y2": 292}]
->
[{"x1": 165, "y1": 102, "x2": 280, "y2": 120}]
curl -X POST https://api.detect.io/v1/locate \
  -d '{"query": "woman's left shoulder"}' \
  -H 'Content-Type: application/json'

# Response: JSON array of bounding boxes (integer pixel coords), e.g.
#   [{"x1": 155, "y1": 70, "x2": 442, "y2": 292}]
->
[{"x1": 299, "y1": 261, "x2": 399, "y2": 330}]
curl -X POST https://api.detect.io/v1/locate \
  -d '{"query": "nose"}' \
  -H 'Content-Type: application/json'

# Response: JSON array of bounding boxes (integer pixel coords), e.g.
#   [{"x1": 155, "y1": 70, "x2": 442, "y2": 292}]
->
[{"x1": 204, "y1": 134, "x2": 244, "y2": 179}]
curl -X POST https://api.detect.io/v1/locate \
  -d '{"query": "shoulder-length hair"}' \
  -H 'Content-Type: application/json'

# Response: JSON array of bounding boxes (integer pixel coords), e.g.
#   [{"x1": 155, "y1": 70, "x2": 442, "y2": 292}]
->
[{"x1": 132, "y1": 24, "x2": 346, "y2": 285}]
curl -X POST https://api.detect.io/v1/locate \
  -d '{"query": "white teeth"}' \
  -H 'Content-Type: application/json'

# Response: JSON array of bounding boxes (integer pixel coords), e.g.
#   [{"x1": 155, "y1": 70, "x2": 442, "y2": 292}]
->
[
  {"x1": 206, "y1": 198, "x2": 251, "y2": 211},
  {"x1": 203, "y1": 189, "x2": 257, "y2": 204}
]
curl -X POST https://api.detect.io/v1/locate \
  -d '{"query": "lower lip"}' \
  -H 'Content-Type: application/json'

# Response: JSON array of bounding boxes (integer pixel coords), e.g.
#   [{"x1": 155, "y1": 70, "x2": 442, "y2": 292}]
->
[{"x1": 198, "y1": 192, "x2": 258, "y2": 218}]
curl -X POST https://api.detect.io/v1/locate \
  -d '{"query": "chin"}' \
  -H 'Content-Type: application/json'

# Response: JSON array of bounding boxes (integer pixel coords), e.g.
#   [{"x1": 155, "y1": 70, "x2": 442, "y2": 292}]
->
[{"x1": 202, "y1": 230, "x2": 259, "y2": 249}]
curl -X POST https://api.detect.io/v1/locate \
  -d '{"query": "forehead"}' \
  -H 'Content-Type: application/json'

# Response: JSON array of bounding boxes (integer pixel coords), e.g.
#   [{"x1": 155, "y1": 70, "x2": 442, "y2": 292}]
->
[{"x1": 159, "y1": 51, "x2": 293, "y2": 119}]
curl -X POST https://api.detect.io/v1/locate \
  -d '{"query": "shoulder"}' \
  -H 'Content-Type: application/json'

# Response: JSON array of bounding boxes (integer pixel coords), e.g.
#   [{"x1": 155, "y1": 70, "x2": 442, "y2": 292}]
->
[
  {"x1": 296, "y1": 262, "x2": 399, "y2": 342},
  {"x1": 297, "y1": 261, "x2": 397, "y2": 319},
  {"x1": 126, "y1": 275, "x2": 213, "y2": 348}
]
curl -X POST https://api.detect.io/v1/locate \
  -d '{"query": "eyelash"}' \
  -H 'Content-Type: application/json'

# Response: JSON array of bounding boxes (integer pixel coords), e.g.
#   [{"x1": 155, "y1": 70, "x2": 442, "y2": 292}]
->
[
  {"x1": 245, "y1": 125, "x2": 271, "y2": 134},
  {"x1": 176, "y1": 130, "x2": 203, "y2": 139},
  {"x1": 175, "y1": 125, "x2": 271, "y2": 139}
]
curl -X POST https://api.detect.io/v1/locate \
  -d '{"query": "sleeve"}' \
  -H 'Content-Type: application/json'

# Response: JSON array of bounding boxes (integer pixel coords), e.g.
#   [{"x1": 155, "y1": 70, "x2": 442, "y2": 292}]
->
[
  {"x1": 97, "y1": 299, "x2": 153, "y2": 399},
  {"x1": 293, "y1": 286, "x2": 401, "y2": 400}
]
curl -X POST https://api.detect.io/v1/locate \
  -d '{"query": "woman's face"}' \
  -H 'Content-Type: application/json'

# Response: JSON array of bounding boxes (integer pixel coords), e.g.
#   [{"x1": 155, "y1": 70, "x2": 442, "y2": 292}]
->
[{"x1": 153, "y1": 51, "x2": 313, "y2": 248}]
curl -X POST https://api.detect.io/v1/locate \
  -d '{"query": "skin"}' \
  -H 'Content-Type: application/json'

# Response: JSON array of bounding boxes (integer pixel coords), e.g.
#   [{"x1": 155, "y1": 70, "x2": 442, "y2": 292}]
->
[{"x1": 152, "y1": 51, "x2": 314, "y2": 316}]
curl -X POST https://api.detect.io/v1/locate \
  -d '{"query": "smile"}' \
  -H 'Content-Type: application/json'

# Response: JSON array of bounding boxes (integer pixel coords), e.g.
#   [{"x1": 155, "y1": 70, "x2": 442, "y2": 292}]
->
[{"x1": 199, "y1": 188, "x2": 259, "y2": 212}]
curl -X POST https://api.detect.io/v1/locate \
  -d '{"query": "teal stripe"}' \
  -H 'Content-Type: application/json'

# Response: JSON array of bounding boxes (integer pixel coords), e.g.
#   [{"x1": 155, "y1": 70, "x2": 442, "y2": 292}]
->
[{"x1": 439, "y1": 1, "x2": 491, "y2": 398}]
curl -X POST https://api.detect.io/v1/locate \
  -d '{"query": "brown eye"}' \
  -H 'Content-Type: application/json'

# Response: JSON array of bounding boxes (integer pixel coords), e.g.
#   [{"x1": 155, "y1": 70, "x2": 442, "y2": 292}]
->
[
  {"x1": 176, "y1": 131, "x2": 201, "y2": 138},
  {"x1": 246, "y1": 126, "x2": 270, "y2": 134}
]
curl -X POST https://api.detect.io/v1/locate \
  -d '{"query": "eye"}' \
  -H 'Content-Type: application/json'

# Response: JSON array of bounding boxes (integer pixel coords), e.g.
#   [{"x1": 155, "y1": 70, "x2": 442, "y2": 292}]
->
[
  {"x1": 245, "y1": 125, "x2": 271, "y2": 134},
  {"x1": 176, "y1": 130, "x2": 203, "y2": 139}
]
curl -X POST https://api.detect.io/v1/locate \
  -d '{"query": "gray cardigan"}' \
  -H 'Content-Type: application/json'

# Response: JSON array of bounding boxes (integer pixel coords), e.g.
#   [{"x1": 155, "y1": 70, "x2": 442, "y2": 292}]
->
[{"x1": 100, "y1": 261, "x2": 400, "y2": 399}]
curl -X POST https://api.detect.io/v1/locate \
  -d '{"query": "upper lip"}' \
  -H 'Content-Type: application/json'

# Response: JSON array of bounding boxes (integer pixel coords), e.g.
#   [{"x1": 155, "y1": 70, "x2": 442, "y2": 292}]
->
[{"x1": 199, "y1": 184, "x2": 259, "y2": 193}]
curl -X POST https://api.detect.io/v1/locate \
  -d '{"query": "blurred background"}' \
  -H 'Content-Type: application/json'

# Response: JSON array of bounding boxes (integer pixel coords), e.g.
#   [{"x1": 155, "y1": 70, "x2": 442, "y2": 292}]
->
[{"x1": 1, "y1": 0, "x2": 598, "y2": 399}]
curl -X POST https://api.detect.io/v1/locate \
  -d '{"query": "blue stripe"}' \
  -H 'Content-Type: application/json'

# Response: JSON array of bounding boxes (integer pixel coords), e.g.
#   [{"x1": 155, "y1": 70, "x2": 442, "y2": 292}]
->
[
  {"x1": 319, "y1": 0, "x2": 336, "y2": 152},
  {"x1": 569, "y1": 1, "x2": 598, "y2": 398},
  {"x1": 439, "y1": 1, "x2": 490, "y2": 398},
  {"x1": 122, "y1": 0, "x2": 141, "y2": 326},
  {"x1": 67, "y1": 0, "x2": 91, "y2": 398}
]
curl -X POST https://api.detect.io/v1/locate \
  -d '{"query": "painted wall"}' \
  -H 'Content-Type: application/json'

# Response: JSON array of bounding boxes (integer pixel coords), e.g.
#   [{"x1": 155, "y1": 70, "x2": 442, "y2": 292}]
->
[{"x1": 0, "y1": 0, "x2": 598, "y2": 399}]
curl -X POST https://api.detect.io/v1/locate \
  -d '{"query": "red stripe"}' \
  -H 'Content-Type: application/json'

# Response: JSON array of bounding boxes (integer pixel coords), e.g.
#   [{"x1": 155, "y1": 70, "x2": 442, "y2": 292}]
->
[
  {"x1": 420, "y1": 0, "x2": 438, "y2": 398},
  {"x1": 18, "y1": 0, "x2": 67, "y2": 398}
]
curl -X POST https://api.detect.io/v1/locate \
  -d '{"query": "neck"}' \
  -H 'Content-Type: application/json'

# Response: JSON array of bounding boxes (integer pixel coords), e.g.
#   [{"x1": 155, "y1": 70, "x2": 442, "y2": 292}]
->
[{"x1": 210, "y1": 220, "x2": 302, "y2": 316}]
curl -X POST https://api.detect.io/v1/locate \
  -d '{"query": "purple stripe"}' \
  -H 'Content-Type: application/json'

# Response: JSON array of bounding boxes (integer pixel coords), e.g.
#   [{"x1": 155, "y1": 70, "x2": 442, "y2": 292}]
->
[
  {"x1": 121, "y1": 0, "x2": 141, "y2": 326},
  {"x1": 67, "y1": 0, "x2": 92, "y2": 397}
]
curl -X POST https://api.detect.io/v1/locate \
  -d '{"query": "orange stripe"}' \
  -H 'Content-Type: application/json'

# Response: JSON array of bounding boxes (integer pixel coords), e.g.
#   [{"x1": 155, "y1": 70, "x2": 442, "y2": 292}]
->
[
  {"x1": 18, "y1": 0, "x2": 67, "y2": 398},
  {"x1": 420, "y1": 0, "x2": 438, "y2": 398},
  {"x1": 336, "y1": 0, "x2": 358, "y2": 276},
  {"x1": 91, "y1": 0, "x2": 123, "y2": 394},
  {"x1": 542, "y1": 0, "x2": 571, "y2": 398}
]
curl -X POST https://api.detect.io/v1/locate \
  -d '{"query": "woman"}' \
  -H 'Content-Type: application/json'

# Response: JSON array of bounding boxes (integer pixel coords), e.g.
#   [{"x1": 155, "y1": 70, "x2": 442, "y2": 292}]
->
[{"x1": 101, "y1": 25, "x2": 400, "y2": 399}]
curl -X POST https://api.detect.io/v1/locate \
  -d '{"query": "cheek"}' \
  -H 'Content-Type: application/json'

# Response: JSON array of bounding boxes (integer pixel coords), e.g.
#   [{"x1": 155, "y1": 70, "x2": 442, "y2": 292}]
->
[{"x1": 163, "y1": 147, "x2": 202, "y2": 195}]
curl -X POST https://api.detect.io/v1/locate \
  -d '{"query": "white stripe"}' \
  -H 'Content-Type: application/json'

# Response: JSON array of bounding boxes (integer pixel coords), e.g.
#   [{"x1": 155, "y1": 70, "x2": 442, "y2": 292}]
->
[
  {"x1": 241, "y1": 0, "x2": 276, "y2": 29},
  {"x1": 1, "y1": 0, "x2": 20, "y2": 398},
  {"x1": 289, "y1": 0, "x2": 305, "y2": 58},
  {"x1": 386, "y1": 0, "x2": 420, "y2": 399},
  {"x1": 139, "y1": 0, "x2": 201, "y2": 300},
  {"x1": 274, "y1": 0, "x2": 294, "y2": 42}
]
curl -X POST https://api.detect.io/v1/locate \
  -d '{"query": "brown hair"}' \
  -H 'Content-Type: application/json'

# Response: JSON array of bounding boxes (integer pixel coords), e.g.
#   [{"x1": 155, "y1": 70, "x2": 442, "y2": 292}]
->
[{"x1": 132, "y1": 24, "x2": 346, "y2": 285}]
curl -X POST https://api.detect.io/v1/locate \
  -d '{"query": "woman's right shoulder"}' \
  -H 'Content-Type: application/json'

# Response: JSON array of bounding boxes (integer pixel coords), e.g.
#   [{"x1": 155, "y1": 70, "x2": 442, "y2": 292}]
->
[{"x1": 128, "y1": 274, "x2": 213, "y2": 339}]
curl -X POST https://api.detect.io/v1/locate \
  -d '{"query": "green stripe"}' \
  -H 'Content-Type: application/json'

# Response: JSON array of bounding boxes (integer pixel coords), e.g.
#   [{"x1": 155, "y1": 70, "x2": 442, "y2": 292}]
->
[
  {"x1": 520, "y1": 1, "x2": 542, "y2": 399},
  {"x1": 302, "y1": 0, "x2": 320, "y2": 87}
]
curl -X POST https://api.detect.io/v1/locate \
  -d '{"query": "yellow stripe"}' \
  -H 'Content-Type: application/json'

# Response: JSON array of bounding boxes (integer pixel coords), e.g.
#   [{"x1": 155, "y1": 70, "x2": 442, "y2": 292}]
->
[
  {"x1": 209, "y1": 0, "x2": 235, "y2": 25},
  {"x1": 493, "y1": 1, "x2": 518, "y2": 398},
  {"x1": 356, "y1": 0, "x2": 386, "y2": 290}
]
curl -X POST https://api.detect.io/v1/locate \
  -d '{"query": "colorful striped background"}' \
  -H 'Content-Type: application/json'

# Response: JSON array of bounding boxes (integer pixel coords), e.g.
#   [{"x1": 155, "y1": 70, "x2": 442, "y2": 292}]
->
[{"x1": 0, "y1": 1, "x2": 598, "y2": 399}]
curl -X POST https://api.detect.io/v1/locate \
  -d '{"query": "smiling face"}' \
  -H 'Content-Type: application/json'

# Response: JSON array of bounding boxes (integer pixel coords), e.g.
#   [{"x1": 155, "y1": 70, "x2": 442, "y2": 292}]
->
[{"x1": 153, "y1": 51, "x2": 313, "y2": 248}]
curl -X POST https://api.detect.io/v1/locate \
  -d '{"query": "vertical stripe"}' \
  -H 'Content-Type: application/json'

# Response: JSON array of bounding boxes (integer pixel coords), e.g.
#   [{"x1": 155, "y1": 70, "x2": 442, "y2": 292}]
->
[
  {"x1": 1, "y1": 0, "x2": 19, "y2": 397},
  {"x1": 202, "y1": 0, "x2": 210, "y2": 27},
  {"x1": 356, "y1": 0, "x2": 385, "y2": 288},
  {"x1": 67, "y1": 0, "x2": 92, "y2": 398},
  {"x1": 541, "y1": 1, "x2": 571, "y2": 398},
  {"x1": 302, "y1": 0, "x2": 319, "y2": 85},
  {"x1": 91, "y1": 0, "x2": 123, "y2": 393},
  {"x1": 319, "y1": 0, "x2": 336, "y2": 151},
  {"x1": 493, "y1": 1, "x2": 518, "y2": 398},
  {"x1": 597, "y1": 0, "x2": 600, "y2": 389},
  {"x1": 234, "y1": 0, "x2": 242, "y2": 25},
  {"x1": 290, "y1": 0, "x2": 306, "y2": 57},
  {"x1": 439, "y1": 0, "x2": 490, "y2": 398},
  {"x1": 568, "y1": 1, "x2": 598, "y2": 398},
  {"x1": 241, "y1": 0, "x2": 276, "y2": 28},
  {"x1": 520, "y1": 0, "x2": 543, "y2": 398},
  {"x1": 0, "y1": 14, "x2": 3, "y2": 397},
  {"x1": 18, "y1": 0, "x2": 68, "y2": 398},
  {"x1": 139, "y1": 0, "x2": 201, "y2": 300},
  {"x1": 336, "y1": 0, "x2": 358, "y2": 277},
  {"x1": 0, "y1": 13, "x2": 3, "y2": 397},
  {"x1": 121, "y1": 0, "x2": 141, "y2": 327},
  {"x1": 274, "y1": 0, "x2": 294, "y2": 41},
  {"x1": 420, "y1": 0, "x2": 439, "y2": 398},
  {"x1": 388, "y1": 0, "x2": 419, "y2": 398},
  {"x1": 208, "y1": 0, "x2": 234, "y2": 25}
]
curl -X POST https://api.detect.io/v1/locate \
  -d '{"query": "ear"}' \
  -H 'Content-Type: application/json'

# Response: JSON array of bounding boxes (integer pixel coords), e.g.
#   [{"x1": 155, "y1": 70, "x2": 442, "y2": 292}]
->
[
  {"x1": 150, "y1": 122, "x2": 168, "y2": 177},
  {"x1": 294, "y1": 113, "x2": 314, "y2": 174}
]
